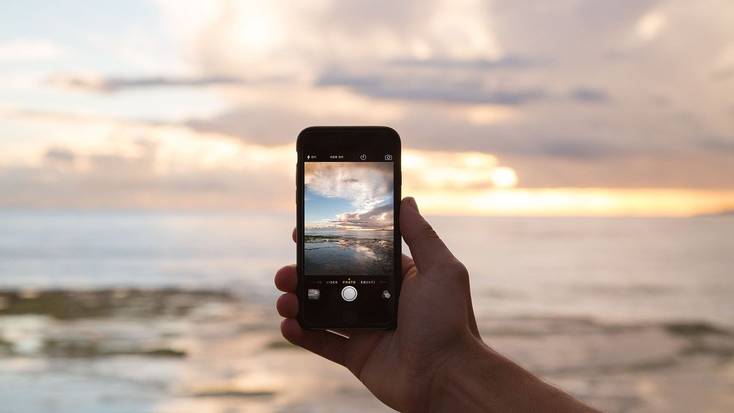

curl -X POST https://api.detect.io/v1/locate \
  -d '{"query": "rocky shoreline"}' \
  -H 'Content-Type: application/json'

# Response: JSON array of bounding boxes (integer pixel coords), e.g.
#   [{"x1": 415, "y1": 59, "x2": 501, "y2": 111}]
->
[
  {"x1": 0, "y1": 288, "x2": 733, "y2": 412},
  {"x1": 304, "y1": 235, "x2": 393, "y2": 275}
]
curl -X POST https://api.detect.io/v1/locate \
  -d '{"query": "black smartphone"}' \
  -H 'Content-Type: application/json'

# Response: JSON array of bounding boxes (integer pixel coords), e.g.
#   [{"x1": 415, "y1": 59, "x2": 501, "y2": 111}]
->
[{"x1": 296, "y1": 126, "x2": 401, "y2": 329}]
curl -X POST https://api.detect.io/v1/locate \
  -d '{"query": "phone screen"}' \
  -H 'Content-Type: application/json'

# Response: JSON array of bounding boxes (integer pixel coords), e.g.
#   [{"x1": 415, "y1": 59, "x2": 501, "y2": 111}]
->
[
  {"x1": 297, "y1": 127, "x2": 400, "y2": 329},
  {"x1": 304, "y1": 161, "x2": 394, "y2": 276}
]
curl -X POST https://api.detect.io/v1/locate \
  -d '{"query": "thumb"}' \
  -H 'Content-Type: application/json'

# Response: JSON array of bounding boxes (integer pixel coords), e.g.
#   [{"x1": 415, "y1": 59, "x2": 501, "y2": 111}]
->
[{"x1": 400, "y1": 197, "x2": 456, "y2": 272}]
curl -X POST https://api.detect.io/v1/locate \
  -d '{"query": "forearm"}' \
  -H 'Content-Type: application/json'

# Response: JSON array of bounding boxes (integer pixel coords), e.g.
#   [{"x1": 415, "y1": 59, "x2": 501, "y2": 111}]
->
[{"x1": 427, "y1": 339, "x2": 599, "y2": 413}]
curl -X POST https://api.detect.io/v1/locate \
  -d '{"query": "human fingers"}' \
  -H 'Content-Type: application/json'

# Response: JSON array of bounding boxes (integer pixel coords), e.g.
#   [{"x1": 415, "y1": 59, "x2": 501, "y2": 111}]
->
[
  {"x1": 276, "y1": 293, "x2": 299, "y2": 318},
  {"x1": 401, "y1": 254, "x2": 416, "y2": 277},
  {"x1": 281, "y1": 319, "x2": 349, "y2": 366},
  {"x1": 274, "y1": 264, "x2": 297, "y2": 293}
]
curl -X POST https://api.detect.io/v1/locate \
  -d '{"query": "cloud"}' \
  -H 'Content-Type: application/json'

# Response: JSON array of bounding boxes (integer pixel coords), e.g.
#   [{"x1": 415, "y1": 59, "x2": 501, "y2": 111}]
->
[
  {"x1": 5, "y1": 0, "x2": 734, "y2": 212},
  {"x1": 0, "y1": 39, "x2": 64, "y2": 61},
  {"x1": 532, "y1": 139, "x2": 622, "y2": 159},
  {"x1": 0, "y1": 111, "x2": 298, "y2": 209},
  {"x1": 317, "y1": 69, "x2": 548, "y2": 105},
  {"x1": 711, "y1": 44, "x2": 734, "y2": 81},
  {"x1": 44, "y1": 147, "x2": 76, "y2": 164},
  {"x1": 501, "y1": 151, "x2": 734, "y2": 189},
  {"x1": 387, "y1": 55, "x2": 546, "y2": 70},
  {"x1": 304, "y1": 162, "x2": 396, "y2": 229},
  {"x1": 316, "y1": 67, "x2": 607, "y2": 106},
  {"x1": 0, "y1": 164, "x2": 286, "y2": 210},
  {"x1": 151, "y1": 0, "x2": 732, "y2": 177},
  {"x1": 637, "y1": 11, "x2": 667, "y2": 41},
  {"x1": 699, "y1": 137, "x2": 734, "y2": 153},
  {"x1": 185, "y1": 106, "x2": 313, "y2": 146},
  {"x1": 569, "y1": 87, "x2": 611, "y2": 103},
  {"x1": 305, "y1": 162, "x2": 393, "y2": 213},
  {"x1": 47, "y1": 74, "x2": 249, "y2": 93},
  {"x1": 335, "y1": 203, "x2": 394, "y2": 230},
  {"x1": 155, "y1": 0, "x2": 502, "y2": 80}
]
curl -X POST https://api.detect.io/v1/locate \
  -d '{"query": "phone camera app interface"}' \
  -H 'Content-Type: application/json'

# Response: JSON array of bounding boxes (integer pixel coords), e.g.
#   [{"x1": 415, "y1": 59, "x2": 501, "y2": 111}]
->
[{"x1": 301, "y1": 155, "x2": 396, "y2": 326}]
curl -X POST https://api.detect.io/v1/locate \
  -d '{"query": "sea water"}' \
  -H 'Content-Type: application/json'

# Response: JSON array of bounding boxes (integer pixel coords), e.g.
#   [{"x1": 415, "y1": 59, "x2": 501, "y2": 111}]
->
[
  {"x1": 1, "y1": 210, "x2": 731, "y2": 326},
  {"x1": 1, "y1": 210, "x2": 733, "y2": 413}
]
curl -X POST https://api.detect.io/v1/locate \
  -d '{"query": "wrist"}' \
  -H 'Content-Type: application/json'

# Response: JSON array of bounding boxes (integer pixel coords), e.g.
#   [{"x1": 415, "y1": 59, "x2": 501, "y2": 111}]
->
[
  {"x1": 427, "y1": 336, "x2": 597, "y2": 413},
  {"x1": 426, "y1": 336, "x2": 504, "y2": 413}
]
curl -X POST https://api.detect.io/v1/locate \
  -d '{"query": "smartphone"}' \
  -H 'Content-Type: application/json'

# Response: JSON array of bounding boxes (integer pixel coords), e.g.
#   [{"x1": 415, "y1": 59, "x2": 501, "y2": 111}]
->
[{"x1": 296, "y1": 126, "x2": 401, "y2": 329}]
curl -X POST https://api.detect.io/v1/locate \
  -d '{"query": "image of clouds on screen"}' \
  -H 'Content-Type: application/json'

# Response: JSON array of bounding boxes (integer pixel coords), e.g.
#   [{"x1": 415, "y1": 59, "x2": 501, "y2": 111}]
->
[{"x1": 305, "y1": 162, "x2": 393, "y2": 231}]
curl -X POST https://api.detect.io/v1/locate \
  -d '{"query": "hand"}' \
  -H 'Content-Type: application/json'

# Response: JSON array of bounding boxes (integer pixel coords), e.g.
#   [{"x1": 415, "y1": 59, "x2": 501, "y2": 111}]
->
[{"x1": 275, "y1": 197, "x2": 597, "y2": 413}]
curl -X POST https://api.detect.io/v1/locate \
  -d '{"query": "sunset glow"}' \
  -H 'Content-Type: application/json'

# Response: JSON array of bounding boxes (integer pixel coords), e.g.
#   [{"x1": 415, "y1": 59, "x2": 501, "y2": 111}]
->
[
  {"x1": 489, "y1": 167, "x2": 518, "y2": 189},
  {"x1": 0, "y1": 1, "x2": 732, "y2": 217},
  {"x1": 408, "y1": 188, "x2": 734, "y2": 217}
]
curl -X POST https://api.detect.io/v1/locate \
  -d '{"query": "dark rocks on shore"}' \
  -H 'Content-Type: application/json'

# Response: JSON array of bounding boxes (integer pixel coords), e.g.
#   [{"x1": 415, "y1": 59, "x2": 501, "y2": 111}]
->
[
  {"x1": 0, "y1": 288, "x2": 235, "y2": 320},
  {"x1": 304, "y1": 235, "x2": 393, "y2": 275},
  {"x1": 663, "y1": 321, "x2": 731, "y2": 337},
  {"x1": 42, "y1": 337, "x2": 187, "y2": 358}
]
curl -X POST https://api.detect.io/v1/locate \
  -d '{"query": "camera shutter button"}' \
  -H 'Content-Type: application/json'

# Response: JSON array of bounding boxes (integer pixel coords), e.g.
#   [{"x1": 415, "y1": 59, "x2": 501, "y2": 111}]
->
[{"x1": 341, "y1": 286, "x2": 358, "y2": 302}]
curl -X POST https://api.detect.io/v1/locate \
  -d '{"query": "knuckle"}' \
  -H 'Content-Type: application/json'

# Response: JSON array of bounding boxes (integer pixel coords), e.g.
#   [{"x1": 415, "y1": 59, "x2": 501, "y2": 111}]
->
[
  {"x1": 454, "y1": 261, "x2": 469, "y2": 279},
  {"x1": 432, "y1": 259, "x2": 468, "y2": 279}
]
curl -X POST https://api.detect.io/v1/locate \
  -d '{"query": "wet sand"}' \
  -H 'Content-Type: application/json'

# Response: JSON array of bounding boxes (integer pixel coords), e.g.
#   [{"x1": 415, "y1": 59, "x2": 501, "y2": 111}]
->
[
  {"x1": 304, "y1": 235, "x2": 393, "y2": 275},
  {"x1": 1, "y1": 289, "x2": 733, "y2": 412}
]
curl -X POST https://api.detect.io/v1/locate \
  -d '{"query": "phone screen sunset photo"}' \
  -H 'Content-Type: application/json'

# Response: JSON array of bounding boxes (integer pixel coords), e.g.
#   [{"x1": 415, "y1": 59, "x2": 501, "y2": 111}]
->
[{"x1": 304, "y1": 162, "x2": 394, "y2": 276}]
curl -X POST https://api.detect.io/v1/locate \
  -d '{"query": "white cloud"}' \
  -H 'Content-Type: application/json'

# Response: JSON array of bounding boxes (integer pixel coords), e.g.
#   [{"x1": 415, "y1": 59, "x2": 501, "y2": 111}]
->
[
  {"x1": 305, "y1": 162, "x2": 393, "y2": 213},
  {"x1": 637, "y1": 11, "x2": 666, "y2": 41},
  {"x1": 335, "y1": 203, "x2": 393, "y2": 230},
  {"x1": 0, "y1": 39, "x2": 64, "y2": 61},
  {"x1": 4, "y1": 0, "x2": 734, "y2": 211},
  {"x1": 155, "y1": 0, "x2": 502, "y2": 81}
]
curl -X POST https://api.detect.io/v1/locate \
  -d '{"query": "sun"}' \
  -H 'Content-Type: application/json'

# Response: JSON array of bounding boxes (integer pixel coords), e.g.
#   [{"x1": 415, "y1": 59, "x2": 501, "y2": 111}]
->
[{"x1": 490, "y1": 167, "x2": 518, "y2": 189}]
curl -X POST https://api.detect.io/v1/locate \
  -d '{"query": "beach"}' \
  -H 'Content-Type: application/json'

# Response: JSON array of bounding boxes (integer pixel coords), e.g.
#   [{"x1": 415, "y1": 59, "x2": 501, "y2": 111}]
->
[
  {"x1": 1, "y1": 288, "x2": 733, "y2": 412},
  {"x1": 304, "y1": 234, "x2": 393, "y2": 275},
  {"x1": 0, "y1": 211, "x2": 733, "y2": 412}
]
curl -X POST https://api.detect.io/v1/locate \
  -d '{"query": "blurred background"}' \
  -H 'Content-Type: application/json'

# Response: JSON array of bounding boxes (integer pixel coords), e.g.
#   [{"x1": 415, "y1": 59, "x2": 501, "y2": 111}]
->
[{"x1": 1, "y1": 1, "x2": 733, "y2": 412}]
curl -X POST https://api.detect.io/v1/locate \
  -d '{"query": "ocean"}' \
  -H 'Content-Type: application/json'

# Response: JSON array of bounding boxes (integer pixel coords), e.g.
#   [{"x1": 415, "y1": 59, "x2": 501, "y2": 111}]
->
[
  {"x1": 0, "y1": 210, "x2": 732, "y2": 412},
  {"x1": 2, "y1": 210, "x2": 731, "y2": 325}
]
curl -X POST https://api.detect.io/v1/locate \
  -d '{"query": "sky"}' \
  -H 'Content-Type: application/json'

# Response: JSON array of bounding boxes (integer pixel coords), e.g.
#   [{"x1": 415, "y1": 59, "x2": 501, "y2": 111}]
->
[
  {"x1": 305, "y1": 162, "x2": 393, "y2": 231},
  {"x1": 2, "y1": 0, "x2": 734, "y2": 216}
]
